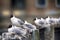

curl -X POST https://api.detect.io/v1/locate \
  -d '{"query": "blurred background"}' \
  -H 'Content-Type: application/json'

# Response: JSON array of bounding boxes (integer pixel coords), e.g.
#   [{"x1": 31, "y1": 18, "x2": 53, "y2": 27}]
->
[{"x1": 0, "y1": 0, "x2": 60, "y2": 40}]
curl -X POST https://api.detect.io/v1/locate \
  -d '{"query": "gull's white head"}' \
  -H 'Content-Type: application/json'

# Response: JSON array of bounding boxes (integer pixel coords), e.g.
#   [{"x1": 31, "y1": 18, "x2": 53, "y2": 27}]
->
[
  {"x1": 36, "y1": 17, "x2": 38, "y2": 20},
  {"x1": 24, "y1": 21, "x2": 28, "y2": 24},
  {"x1": 47, "y1": 16, "x2": 50, "y2": 19},
  {"x1": 41, "y1": 18, "x2": 44, "y2": 20},
  {"x1": 46, "y1": 16, "x2": 51, "y2": 20}
]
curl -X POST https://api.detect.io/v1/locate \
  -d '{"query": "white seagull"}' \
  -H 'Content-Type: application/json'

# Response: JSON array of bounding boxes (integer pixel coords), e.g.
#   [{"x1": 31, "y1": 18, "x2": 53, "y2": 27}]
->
[
  {"x1": 55, "y1": 17, "x2": 60, "y2": 23},
  {"x1": 45, "y1": 16, "x2": 56, "y2": 25},
  {"x1": 2, "y1": 32, "x2": 15, "y2": 40},
  {"x1": 2, "y1": 32, "x2": 22, "y2": 40},
  {"x1": 10, "y1": 14, "x2": 24, "y2": 26},
  {"x1": 23, "y1": 21, "x2": 37, "y2": 33},
  {"x1": 34, "y1": 17, "x2": 51, "y2": 32},
  {"x1": 34, "y1": 17, "x2": 42, "y2": 26},
  {"x1": 45, "y1": 16, "x2": 51, "y2": 24},
  {"x1": 8, "y1": 25, "x2": 27, "y2": 38},
  {"x1": 34, "y1": 17, "x2": 46, "y2": 28}
]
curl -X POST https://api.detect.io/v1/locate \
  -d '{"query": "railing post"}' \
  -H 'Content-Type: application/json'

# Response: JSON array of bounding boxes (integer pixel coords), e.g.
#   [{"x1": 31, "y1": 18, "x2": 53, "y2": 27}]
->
[
  {"x1": 45, "y1": 24, "x2": 54, "y2": 40},
  {"x1": 50, "y1": 25, "x2": 54, "y2": 40},
  {"x1": 32, "y1": 30, "x2": 40, "y2": 40}
]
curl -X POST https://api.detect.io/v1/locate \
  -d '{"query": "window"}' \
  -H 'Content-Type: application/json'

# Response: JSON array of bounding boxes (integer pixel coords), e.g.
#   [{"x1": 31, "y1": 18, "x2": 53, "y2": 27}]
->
[
  {"x1": 35, "y1": 0, "x2": 47, "y2": 8},
  {"x1": 56, "y1": 0, "x2": 60, "y2": 7},
  {"x1": 11, "y1": 0, "x2": 26, "y2": 9}
]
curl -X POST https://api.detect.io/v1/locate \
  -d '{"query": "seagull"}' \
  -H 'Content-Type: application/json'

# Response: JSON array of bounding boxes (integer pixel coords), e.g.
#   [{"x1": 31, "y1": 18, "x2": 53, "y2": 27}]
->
[
  {"x1": 40, "y1": 18, "x2": 51, "y2": 32},
  {"x1": 34, "y1": 17, "x2": 41, "y2": 26},
  {"x1": 54, "y1": 17, "x2": 60, "y2": 24},
  {"x1": 34, "y1": 17, "x2": 51, "y2": 32},
  {"x1": 2, "y1": 32, "x2": 12, "y2": 39},
  {"x1": 34, "y1": 17, "x2": 46, "y2": 27},
  {"x1": 51, "y1": 17, "x2": 59, "y2": 24},
  {"x1": 23, "y1": 21, "x2": 37, "y2": 33},
  {"x1": 14, "y1": 35, "x2": 22, "y2": 40},
  {"x1": 8, "y1": 25, "x2": 27, "y2": 38},
  {"x1": 10, "y1": 14, "x2": 24, "y2": 26},
  {"x1": 2, "y1": 32, "x2": 22, "y2": 40},
  {"x1": 2, "y1": 32, "x2": 15, "y2": 40},
  {"x1": 45, "y1": 16, "x2": 56, "y2": 25},
  {"x1": 45, "y1": 16, "x2": 51, "y2": 24}
]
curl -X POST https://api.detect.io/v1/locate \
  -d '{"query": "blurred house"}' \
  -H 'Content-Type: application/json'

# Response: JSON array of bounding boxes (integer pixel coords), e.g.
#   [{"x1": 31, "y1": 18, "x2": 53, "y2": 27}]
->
[
  {"x1": 1, "y1": 0, "x2": 60, "y2": 16},
  {"x1": 0, "y1": 0, "x2": 60, "y2": 40}
]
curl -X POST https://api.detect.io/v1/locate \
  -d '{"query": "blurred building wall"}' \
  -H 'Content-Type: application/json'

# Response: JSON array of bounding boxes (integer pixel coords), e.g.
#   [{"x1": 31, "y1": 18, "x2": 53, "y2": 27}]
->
[
  {"x1": 1, "y1": 0, "x2": 60, "y2": 16},
  {"x1": 0, "y1": 0, "x2": 60, "y2": 28}
]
